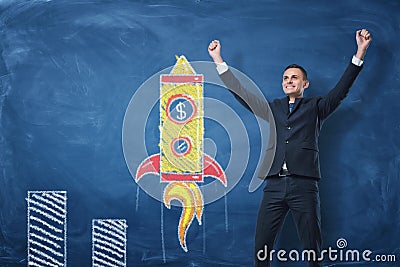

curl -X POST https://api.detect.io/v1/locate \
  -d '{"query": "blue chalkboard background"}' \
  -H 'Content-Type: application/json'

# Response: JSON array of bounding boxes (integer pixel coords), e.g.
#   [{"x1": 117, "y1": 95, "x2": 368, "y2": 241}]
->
[{"x1": 1, "y1": 0, "x2": 399, "y2": 266}]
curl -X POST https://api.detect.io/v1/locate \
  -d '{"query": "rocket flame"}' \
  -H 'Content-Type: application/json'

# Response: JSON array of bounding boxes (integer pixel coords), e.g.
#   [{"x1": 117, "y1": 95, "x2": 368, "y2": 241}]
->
[
  {"x1": 163, "y1": 182, "x2": 204, "y2": 252},
  {"x1": 185, "y1": 182, "x2": 203, "y2": 225}
]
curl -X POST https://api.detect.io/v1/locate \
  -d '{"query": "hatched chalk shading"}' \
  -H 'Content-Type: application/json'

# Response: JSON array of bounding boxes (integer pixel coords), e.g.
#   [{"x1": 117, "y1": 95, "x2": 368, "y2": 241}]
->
[
  {"x1": 92, "y1": 219, "x2": 127, "y2": 267},
  {"x1": 26, "y1": 191, "x2": 67, "y2": 267}
]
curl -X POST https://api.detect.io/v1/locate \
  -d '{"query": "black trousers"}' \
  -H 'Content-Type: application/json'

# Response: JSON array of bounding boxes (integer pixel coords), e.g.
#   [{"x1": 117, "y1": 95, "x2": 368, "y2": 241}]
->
[{"x1": 254, "y1": 175, "x2": 322, "y2": 267}]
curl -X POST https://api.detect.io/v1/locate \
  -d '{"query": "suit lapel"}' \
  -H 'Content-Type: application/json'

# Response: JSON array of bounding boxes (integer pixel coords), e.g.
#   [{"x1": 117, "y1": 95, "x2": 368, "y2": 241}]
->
[
  {"x1": 289, "y1": 97, "x2": 303, "y2": 116},
  {"x1": 279, "y1": 97, "x2": 289, "y2": 116},
  {"x1": 279, "y1": 96, "x2": 303, "y2": 118}
]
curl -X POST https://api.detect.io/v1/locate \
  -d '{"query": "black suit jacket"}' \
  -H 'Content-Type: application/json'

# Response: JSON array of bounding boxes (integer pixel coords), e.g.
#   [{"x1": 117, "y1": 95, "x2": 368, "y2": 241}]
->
[{"x1": 219, "y1": 61, "x2": 363, "y2": 179}]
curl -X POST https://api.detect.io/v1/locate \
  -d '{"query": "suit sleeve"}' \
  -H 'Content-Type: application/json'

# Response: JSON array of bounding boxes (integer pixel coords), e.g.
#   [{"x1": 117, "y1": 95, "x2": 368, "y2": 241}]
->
[
  {"x1": 318, "y1": 62, "x2": 363, "y2": 121},
  {"x1": 219, "y1": 69, "x2": 270, "y2": 121}
]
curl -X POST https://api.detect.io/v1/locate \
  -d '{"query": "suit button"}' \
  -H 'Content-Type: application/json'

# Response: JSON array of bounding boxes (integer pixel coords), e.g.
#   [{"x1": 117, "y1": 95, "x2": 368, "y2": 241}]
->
[
  {"x1": 287, "y1": 126, "x2": 291, "y2": 130},
  {"x1": 285, "y1": 140, "x2": 289, "y2": 144}
]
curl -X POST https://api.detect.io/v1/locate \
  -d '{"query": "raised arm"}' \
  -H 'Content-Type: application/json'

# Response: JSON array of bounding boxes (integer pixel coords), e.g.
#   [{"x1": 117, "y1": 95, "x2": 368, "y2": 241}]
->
[
  {"x1": 318, "y1": 29, "x2": 372, "y2": 121},
  {"x1": 208, "y1": 40, "x2": 271, "y2": 121}
]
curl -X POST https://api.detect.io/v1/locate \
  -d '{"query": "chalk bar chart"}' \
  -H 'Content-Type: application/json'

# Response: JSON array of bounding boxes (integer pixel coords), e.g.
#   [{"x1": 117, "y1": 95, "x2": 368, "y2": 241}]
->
[
  {"x1": 27, "y1": 192, "x2": 129, "y2": 266},
  {"x1": 26, "y1": 191, "x2": 67, "y2": 267}
]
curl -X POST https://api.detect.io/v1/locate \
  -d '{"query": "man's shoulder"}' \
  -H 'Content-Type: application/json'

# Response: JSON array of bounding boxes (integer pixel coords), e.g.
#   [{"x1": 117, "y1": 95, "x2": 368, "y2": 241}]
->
[
  {"x1": 302, "y1": 96, "x2": 322, "y2": 102},
  {"x1": 271, "y1": 96, "x2": 320, "y2": 103}
]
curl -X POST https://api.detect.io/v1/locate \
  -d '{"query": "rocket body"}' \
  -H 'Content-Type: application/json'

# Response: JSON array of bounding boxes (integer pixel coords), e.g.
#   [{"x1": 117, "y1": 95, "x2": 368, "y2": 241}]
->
[{"x1": 160, "y1": 74, "x2": 204, "y2": 182}]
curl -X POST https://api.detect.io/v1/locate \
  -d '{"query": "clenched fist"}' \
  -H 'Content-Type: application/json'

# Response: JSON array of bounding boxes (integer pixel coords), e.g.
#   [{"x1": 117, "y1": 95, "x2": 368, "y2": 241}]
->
[
  {"x1": 355, "y1": 29, "x2": 372, "y2": 60},
  {"x1": 208, "y1": 40, "x2": 223, "y2": 64}
]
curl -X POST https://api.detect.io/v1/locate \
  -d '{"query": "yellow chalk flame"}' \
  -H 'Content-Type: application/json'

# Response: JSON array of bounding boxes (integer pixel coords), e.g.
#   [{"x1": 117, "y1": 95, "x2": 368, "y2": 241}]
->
[{"x1": 163, "y1": 182, "x2": 204, "y2": 252}]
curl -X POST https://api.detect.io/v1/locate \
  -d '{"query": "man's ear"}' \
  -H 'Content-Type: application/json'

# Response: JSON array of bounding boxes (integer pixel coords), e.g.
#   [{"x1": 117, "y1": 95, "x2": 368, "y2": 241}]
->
[{"x1": 303, "y1": 80, "x2": 309, "y2": 90}]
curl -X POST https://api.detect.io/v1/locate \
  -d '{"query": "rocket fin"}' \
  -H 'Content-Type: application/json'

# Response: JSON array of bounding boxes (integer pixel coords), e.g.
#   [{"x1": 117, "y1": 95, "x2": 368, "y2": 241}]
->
[
  {"x1": 135, "y1": 154, "x2": 160, "y2": 182},
  {"x1": 203, "y1": 153, "x2": 227, "y2": 186}
]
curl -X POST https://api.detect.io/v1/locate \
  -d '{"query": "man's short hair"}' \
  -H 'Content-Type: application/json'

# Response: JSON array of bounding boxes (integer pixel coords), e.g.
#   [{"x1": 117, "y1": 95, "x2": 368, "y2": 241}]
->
[{"x1": 284, "y1": 64, "x2": 308, "y2": 81}]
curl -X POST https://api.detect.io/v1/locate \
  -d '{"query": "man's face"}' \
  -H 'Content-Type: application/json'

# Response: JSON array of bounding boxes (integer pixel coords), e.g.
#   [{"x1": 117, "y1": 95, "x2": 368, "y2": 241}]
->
[{"x1": 282, "y1": 68, "x2": 309, "y2": 99}]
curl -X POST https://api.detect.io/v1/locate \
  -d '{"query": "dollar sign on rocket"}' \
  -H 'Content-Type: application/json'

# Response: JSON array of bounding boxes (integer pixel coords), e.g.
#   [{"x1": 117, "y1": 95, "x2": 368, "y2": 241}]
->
[{"x1": 175, "y1": 101, "x2": 187, "y2": 121}]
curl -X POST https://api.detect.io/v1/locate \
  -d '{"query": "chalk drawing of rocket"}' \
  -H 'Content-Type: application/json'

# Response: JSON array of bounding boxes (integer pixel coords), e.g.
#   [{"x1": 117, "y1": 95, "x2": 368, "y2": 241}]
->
[{"x1": 135, "y1": 55, "x2": 227, "y2": 252}]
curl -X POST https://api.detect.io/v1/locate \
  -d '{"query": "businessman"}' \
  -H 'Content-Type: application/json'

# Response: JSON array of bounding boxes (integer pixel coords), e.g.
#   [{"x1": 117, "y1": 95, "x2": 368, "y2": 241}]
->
[{"x1": 208, "y1": 29, "x2": 372, "y2": 266}]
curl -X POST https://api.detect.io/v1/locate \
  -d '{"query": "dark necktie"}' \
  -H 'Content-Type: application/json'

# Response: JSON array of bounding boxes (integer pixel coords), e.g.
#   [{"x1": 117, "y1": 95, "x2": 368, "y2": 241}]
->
[{"x1": 289, "y1": 102, "x2": 294, "y2": 113}]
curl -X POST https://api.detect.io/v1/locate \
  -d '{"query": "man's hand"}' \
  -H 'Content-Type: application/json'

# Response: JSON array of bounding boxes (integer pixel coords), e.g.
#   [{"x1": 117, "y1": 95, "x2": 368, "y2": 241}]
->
[
  {"x1": 208, "y1": 40, "x2": 224, "y2": 64},
  {"x1": 355, "y1": 29, "x2": 372, "y2": 60}
]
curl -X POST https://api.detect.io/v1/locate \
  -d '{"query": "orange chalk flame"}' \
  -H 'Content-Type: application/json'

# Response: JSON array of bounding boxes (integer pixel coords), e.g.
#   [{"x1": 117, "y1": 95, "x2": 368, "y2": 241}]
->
[{"x1": 163, "y1": 182, "x2": 204, "y2": 252}]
